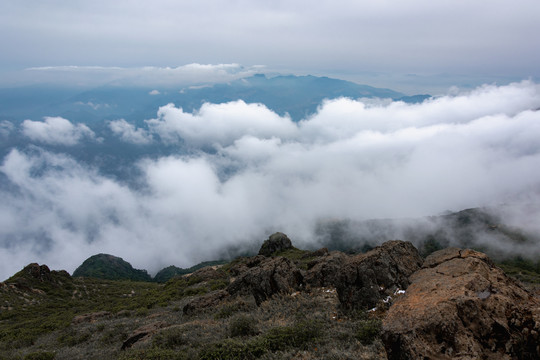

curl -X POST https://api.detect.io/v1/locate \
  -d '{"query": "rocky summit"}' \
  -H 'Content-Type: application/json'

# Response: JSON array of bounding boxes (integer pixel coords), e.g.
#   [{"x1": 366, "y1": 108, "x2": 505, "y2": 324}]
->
[
  {"x1": 383, "y1": 248, "x2": 540, "y2": 359},
  {"x1": 1, "y1": 234, "x2": 539, "y2": 359}
]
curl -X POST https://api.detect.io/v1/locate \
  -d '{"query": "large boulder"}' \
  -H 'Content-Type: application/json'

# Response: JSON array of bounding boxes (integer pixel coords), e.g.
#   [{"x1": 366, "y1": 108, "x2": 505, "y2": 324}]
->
[
  {"x1": 304, "y1": 251, "x2": 348, "y2": 288},
  {"x1": 258, "y1": 232, "x2": 293, "y2": 257},
  {"x1": 336, "y1": 240, "x2": 423, "y2": 309},
  {"x1": 382, "y1": 247, "x2": 540, "y2": 359},
  {"x1": 227, "y1": 256, "x2": 303, "y2": 305}
]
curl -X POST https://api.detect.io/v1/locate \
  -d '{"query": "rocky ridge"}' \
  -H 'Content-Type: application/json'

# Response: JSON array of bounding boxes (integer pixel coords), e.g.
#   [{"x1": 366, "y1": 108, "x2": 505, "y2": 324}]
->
[{"x1": 1, "y1": 232, "x2": 539, "y2": 359}]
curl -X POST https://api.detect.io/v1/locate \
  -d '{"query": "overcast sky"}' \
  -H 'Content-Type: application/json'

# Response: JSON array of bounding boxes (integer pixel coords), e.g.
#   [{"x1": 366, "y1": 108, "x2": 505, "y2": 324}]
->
[{"x1": 1, "y1": 0, "x2": 539, "y2": 91}]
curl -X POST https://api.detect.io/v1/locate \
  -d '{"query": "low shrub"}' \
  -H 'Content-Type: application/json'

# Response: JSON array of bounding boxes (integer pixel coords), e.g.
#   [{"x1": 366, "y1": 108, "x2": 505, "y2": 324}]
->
[
  {"x1": 152, "y1": 327, "x2": 186, "y2": 349},
  {"x1": 355, "y1": 319, "x2": 381, "y2": 345},
  {"x1": 263, "y1": 319, "x2": 322, "y2": 351},
  {"x1": 23, "y1": 352, "x2": 55, "y2": 360},
  {"x1": 229, "y1": 315, "x2": 258, "y2": 337},
  {"x1": 198, "y1": 338, "x2": 266, "y2": 360},
  {"x1": 119, "y1": 348, "x2": 189, "y2": 360}
]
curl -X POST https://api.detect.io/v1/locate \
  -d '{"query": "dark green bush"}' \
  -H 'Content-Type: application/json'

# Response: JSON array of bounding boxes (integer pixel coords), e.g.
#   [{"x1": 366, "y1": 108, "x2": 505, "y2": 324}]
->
[
  {"x1": 263, "y1": 319, "x2": 322, "y2": 351},
  {"x1": 355, "y1": 319, "x2": 381, "y2": 345},
  {"x1": 198, "y1": 338, "x2": 266, "y2": 360},
  {"x1": 229, "y1": 316, "x2": 258, "y2": 337},
  {"x1": 119, "y1": 348, "x2": 189, "y2": 360},
  {"x1": 57, "y1": 330, "x2": 91, "y2": 346},
  {"x1": 23, "y1": 352, "x2": 55, "y2": 360},
  {"x1": 152, "y1": 327, "x2": 186, "y2": 349}
]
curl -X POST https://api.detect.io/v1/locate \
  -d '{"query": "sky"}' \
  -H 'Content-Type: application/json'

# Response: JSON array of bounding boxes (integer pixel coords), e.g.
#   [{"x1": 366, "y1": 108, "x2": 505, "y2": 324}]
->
[
  {"x1": 1, "y1": 1, "x2": 540, "y2": 279},
  {"x1": 1, "y1": 0, "x2": 540, "y2": 92}
]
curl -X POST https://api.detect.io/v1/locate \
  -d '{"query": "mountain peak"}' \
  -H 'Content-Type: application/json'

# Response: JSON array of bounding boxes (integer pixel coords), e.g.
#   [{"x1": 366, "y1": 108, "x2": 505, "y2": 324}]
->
[{"x1": 72, "y1": 253, "x2": 151, "y2": 282}]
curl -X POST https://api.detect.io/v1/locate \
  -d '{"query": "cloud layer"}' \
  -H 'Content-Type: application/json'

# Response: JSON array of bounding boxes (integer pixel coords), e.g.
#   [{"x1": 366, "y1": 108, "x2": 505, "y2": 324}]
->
[
  {"x1": 2, "y1": 81, "x2": 540, "y2": 279},
  {"x1": 1, "y1": 1, "x2": 539, "y2": 87}
]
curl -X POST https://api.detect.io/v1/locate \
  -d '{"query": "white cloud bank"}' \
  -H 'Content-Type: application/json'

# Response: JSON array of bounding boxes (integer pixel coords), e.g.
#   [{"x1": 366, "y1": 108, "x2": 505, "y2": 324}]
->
[
  {"x1": 21, "y1": 117, "x2": 96, "y2": 145},
  {"x1": 2, "y1": 81, "x2": 540, "y2": 279}
]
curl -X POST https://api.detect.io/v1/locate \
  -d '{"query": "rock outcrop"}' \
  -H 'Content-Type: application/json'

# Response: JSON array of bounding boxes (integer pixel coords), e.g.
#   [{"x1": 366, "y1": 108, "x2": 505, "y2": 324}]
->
[
  {"x1": 5, "y1": 263, "x2": 72, "y2": 292},
  {"x1": 335, "y1": 240, "x2": 423, "y2": 309},
  {"x1": 183, "y1": 290, "x2": 230, "y2": 315},
  {"x1": 304, "y1": 251, "x2": 348, "y2": 288},
  {"x1": 382, "y1": 247, "x2": 540, "y2": 359},
  {"x1": 227, "y1": 256, "x2": 303, "y2": 305},
  {"x1": 258, "y1": 232, "x2": 293, "y2": 257}
]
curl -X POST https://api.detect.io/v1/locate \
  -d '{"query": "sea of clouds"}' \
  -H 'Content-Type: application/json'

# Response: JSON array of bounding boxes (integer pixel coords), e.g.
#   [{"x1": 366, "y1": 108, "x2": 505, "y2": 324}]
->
[{"x1": 1, "y1": 81, "x2": 540, "y2": 279}]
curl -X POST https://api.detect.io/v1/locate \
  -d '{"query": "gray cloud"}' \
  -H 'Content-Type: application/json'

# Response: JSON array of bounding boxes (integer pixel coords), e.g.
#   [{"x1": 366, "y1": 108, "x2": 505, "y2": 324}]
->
[
  {"x1": 0, "y1": 1, "x2": 539, "y2": 87},
  {"x1": 0, "y1": 120, "x2": 14, "y2": 139},
  {"x1": 1, "y1": 81, "x2": 540, "y2": 280},
  {"x1": 21, "y1": 117, "x2": 96, "y2": 145}
]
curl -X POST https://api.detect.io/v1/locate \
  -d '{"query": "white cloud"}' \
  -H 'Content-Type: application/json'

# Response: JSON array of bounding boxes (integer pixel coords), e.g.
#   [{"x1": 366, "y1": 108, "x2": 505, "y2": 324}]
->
[
  {"x1": 109, "y1": 119, "x2": 153, "y2": 145},
  {"x1": 1, "y1": 81, "x2": 540, "y2": 280},
  {"x1": 148, "y1": 89, "x2": 160, "y2": 95},
  {"x1": 146, "y1": 101, "x2": 297, "y2": 146},
  {"x1": 21, "y1": 116, "x2": 96, "y2": 145}
]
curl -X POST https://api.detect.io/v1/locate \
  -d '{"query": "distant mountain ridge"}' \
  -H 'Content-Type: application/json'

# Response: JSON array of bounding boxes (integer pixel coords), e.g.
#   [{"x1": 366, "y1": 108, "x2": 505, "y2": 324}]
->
[{"x1": 0, "y1": 74, "x2": 431, "y2": 123}]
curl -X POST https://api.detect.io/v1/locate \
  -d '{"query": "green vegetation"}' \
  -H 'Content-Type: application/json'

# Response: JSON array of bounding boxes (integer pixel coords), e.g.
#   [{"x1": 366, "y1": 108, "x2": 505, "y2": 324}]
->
[
  {"x1": 498, "y1": 256, "x2": 540, "y2": 284},
  {"x1": 72, "y1": 254, "x2": 152, "y2": 282},
  {"x1": 355, "y1": 319, "x2": 382, "y2": 345},
  {"x1": 229, "y1": 315, "x2": 258, "y2": 337}
]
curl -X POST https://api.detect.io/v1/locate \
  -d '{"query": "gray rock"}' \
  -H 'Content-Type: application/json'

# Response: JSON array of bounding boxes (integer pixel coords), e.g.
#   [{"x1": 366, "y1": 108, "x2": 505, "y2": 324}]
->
[
  {"x1": 335, "y1": 240, "x2": 423, "y2": 310},
  {"x1": 258, "y1": 232, "x2": 293, "y2": 257},
  {"x1": 227, "y1": 256, "x2": 303, "y2": 305}
]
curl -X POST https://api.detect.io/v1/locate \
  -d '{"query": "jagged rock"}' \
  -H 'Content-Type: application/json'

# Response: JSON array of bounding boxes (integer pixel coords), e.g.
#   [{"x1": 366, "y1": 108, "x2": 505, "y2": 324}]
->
[
  {"x1": 5, "y1": 263, "x2": 72, "y2": 292},
  {"x1": 304, "y1": 251, "x2": 348, "y2": 287},
  {"x1": 227, "y1": 255, "x2": 267, "y2": 277},
  {"x1": 188, "y1": 266, "x2": 226, "y2": 282},
  {"x1": 121, "y1": 321, "x2": 167, "y2": 350},
  {"x1": 258, "y1": 232, "x2": 293, "y2": 257},
  {"x1": 227, "y1": 256, "x2": 303, "y2": 305},
  {"x1": 183, "y1": 290, "x2": 229, "y2": 315},
  {"x1": 382, "y1": 248, "x2": 540, "y2": 359},
  {"x1": 336, "y1": 240, "x2": 423, "y2": 309}
]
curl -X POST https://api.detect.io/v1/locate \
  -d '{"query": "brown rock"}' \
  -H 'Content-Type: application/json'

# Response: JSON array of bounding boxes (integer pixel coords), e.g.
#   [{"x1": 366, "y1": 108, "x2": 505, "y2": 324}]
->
[
  {"x1": 382, "y1": 248, "x2": 540, "y2": 359},
  {"x1": 227, "y1": 256, "x2": 303, "y2": 305},
  {"x1": 183, "y1": 290, "x2": 229, "y2": 315},
  {"x1": 188, "y1": 266, "x2": 227, "y2": 282},
  {"x1": 336, "y1": 240, "x2": 423, "y2": 309}
]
